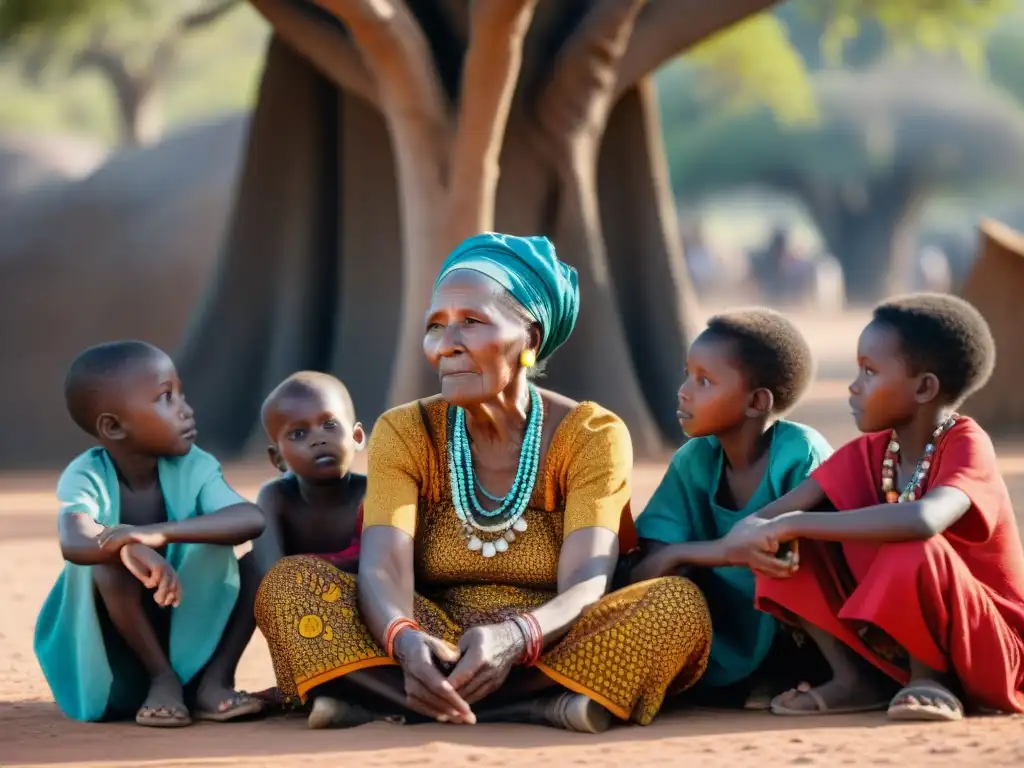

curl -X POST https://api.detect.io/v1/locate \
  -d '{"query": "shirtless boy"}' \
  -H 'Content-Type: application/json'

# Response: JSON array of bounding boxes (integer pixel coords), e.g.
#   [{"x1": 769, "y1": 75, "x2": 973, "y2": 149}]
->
[{"x1": 253, "y1": 371, "x2": 366, "y2": 575}]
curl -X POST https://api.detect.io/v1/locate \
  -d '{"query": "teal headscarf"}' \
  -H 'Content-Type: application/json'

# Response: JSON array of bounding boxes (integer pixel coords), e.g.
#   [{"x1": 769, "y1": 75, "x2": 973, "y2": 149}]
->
[{"x1": 434, "y1": 232, "x2": 579, "y2": 361}]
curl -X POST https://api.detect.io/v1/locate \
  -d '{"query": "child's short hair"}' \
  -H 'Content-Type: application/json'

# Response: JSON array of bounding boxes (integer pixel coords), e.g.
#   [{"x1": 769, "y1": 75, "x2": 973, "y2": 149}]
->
[
  {"x1": 64, "y1": 340, "x2": 166, "y2": 435},
  {"x1": 261, "y1": 371, "x2": 355, "y2": 439},
  {"x1": 872, "y1": 293, "x2": 995, "y2": 404},
  {"x1": 702, "y1": 308, "x2": 814, "y2": 414}
]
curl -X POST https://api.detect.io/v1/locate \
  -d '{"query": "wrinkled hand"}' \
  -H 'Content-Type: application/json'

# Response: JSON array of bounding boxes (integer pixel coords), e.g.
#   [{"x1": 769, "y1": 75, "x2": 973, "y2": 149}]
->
[
  {"x1": 120, "y1": 543, "x2": 181, "y2": 607},
  {"x1": 98, "y1": 524, "x2": 168, "y2": 553},
  {"x1": 721, "y1": 516, "x2": 799, "y2": 579},
  {"x1": 447, "y1": 622, "x2": 526, "y2": 706},
  {"x1": 393, "y1": 630, "x2": 475, "y2": 724}
]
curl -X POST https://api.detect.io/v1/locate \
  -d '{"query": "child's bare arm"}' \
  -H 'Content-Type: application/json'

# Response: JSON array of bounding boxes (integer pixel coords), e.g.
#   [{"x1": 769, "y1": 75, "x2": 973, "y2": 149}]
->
[
  {"x1": 630, "y1": 538, "x2": 731, "y2": 582},
  {"x1": 58, "y1": 513, "x2": 122, "y2": 565},
  {"x1": 773, "y1": 486, "x2": 972, "y2": 543},
  {"x1": 753, "y1": 477, "x2": 828, "y2": 520},
  {"x1": 98, "y1": 503, "x2": 266, "y2": 552},
  {"x1": 252, "y1": 483, "x2": 288, "y2": 574}
]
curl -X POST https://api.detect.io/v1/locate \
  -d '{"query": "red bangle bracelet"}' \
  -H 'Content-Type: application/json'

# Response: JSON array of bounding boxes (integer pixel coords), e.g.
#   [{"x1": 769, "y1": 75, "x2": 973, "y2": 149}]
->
[
  {"x1": 383, "y1": 617, "x2": 420, "y2": 658},
  {"x1": 514, "y1": 613, "x2": 543, "y2": 666}
]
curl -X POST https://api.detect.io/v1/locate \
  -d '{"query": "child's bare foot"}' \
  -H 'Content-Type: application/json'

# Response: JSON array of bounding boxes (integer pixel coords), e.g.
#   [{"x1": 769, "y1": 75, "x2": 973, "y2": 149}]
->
[
  {"x1": 887, "y1": 680, "x2": 964, "y2": 722},
  {"x1": 136, "y1": 671, "x2": 191, "y2": 727},
  {"x1": 194, "y1": 680, "x2": 263, "y2": 722},
  {"x1": 769, "y1": 677, "x2": 890, "y2": 716}
]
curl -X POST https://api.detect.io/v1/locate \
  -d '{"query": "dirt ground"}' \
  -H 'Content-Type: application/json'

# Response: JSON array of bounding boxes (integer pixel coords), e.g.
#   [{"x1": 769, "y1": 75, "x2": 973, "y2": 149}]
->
[{"x1": 2, "y1": 309, "x2": 1024, "y2": 767}]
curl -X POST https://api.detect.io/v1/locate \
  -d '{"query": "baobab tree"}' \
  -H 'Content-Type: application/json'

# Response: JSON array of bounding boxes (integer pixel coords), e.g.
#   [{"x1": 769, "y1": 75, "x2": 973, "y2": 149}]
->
[{"x1": 175, "y1": 0, "x2": 1008, "y2": 457}]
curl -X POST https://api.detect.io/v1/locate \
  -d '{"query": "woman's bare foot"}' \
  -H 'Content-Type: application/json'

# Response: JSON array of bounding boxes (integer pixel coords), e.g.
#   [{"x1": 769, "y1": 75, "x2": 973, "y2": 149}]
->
[
  {"x1": 136, "y1": 671, "x2": 191, "y2": 727},
  {"x1": 537, "y1": 693, "x2": 613, "y2": 733},
  {"x1": 770, "y1": 677, "x2": 891, "y2": 716},
  {"x1": 307, "y1": 696, "x2": 378, "y2": 730},
  {"x1": 193, "y1": 679, "x2": 263, "y2": 722}
]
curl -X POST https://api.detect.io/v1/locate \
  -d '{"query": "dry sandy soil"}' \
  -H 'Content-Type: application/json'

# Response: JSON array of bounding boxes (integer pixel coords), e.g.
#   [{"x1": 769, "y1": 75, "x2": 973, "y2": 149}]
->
[{"x1": 2, "y1": 310, "x2": 1023, "y2": 767}]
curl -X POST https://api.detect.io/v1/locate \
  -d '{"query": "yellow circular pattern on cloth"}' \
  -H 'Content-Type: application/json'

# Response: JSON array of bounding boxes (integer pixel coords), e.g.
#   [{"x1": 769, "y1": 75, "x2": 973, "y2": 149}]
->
[{"x1": 297, "y1": 614, "x2": 324, "y2": 638}]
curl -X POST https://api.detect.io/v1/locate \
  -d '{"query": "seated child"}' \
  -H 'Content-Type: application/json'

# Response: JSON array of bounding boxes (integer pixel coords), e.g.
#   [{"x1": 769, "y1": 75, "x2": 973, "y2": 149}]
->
[
  {"x1": 727, "y1": 294, "x2": 1024, "y2": 720},
  {"x1": 253, "y1": 371, "x2": 366, "y2": 574},
  {"x1": 34, "y1": 341, "x2": 267, "y2": 727},
  {"x1": 631, "y1": 308, "x2": 832, "y2": 706},
  {"x1": 246, "y1": 372, "x2": 366, "y2": 718}
]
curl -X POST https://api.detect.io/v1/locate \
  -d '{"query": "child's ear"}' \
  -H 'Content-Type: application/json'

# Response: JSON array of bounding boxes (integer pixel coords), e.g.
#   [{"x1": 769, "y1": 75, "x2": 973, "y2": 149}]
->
[
  {"x1": 352, "y1": 422, "x2": 366, "y2": 451},
  {"x1": 96, "y1": 413, "x2": 127, "y2": 442},
  {"x1": 915, "y1": 372, "x2": 941, "y2": 404},
  {"x1": 267, "y1": 445, "x2": 287, "y2": 473},
  {"x1": 746, "y1": 388, "x2": 774, "y2": 418}
]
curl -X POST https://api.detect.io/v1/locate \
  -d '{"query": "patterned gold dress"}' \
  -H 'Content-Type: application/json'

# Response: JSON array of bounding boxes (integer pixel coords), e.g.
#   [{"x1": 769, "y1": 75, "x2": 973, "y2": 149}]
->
[{"x1": 255, "y1": 399, "x2": 712, "y2": 725}]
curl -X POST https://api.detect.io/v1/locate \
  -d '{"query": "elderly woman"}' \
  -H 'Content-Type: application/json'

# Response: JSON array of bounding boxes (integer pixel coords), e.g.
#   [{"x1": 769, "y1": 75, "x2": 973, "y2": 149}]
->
[{"x1": 254, "y1": 233, "x2": 712, "y2": 732}]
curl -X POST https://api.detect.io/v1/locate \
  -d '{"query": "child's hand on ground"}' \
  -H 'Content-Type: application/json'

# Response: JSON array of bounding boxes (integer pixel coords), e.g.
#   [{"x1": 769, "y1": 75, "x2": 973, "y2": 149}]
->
[
  {"x1": 722, "y1": 516, "x2": 800, "y2": 579},
  {"x1": 120, "y1": 543, "x2": 182, "y2": 607},
  {"x1": 98, "y1": 524, "x2": 169, "y2": 552}
]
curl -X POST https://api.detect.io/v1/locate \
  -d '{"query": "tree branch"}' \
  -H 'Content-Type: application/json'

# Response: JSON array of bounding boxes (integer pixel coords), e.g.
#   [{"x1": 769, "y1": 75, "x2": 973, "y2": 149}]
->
[
  {"x1": 447, "y1": 0, "x2": 538, "y2": 244},
  {"x1": 535, "y1": 0, "x2": 645, "y2": 144},
  {"x1": 179, "y1": 0, "x2": 242, "y2": 32},
  {"x1": 252, "y1": 0, "x2": 377, "y2": 105},
  {"x1": 312, "y1": 0, "x2": 448, "y2": 146},
  {"x1": 71, "y1": 41, "x2": 132, "y2": 90},
  {"x1": 614, "y1": 0, "x2": 782, "y2": 99}
]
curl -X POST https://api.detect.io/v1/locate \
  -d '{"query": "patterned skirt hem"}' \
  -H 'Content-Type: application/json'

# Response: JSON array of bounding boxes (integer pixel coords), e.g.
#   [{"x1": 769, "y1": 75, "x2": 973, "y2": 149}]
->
[
  {"x1": 534, "y1": 662, "x2": 631, "y2": 721},
  {"x1": 295, "y1": 656, "x2": 399, "y2": 703}
]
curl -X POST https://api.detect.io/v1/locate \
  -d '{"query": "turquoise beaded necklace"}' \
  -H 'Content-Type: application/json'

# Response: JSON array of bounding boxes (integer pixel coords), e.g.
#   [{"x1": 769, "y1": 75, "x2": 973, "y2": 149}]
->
[{"x1": 448, "y1": 384, "x2": 544, "y2": 558}]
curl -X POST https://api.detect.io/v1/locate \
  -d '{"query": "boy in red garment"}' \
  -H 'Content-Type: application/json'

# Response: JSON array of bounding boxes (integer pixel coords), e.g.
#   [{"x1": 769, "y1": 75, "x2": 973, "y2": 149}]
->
[{"x1": 723, "y1": 294, "x2": 1024, "y2": 721}]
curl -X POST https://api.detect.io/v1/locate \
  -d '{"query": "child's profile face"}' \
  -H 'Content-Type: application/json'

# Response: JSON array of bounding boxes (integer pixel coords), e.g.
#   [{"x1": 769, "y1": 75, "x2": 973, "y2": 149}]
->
[
  {"x1": 849, "y1": 321, "x2": 919, "y2": 433},
  {"x1": 111, "y1": 354, "x2": 196, "y2": 456},
  {"x1": 677, "y1": 334, "x2": 752, "y2": 439},
  {"x1": 269, "y1": 390, "x2": 363, "y2": 482}
]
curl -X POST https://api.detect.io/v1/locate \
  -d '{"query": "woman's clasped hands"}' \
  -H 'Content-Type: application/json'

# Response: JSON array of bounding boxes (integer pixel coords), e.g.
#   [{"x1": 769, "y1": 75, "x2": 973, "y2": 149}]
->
[
  {"x1": 393, "y1": 620, "x2": 527, "y2": 724},
  {"x1": 721, "y1": 513, "x2": 801, "y2": 578}
]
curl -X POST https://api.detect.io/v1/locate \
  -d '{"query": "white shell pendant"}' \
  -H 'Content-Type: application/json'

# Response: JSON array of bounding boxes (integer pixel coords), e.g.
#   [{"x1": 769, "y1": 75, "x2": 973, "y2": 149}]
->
[
  {"x1": 467, "y1": 535, "x2": 483, "y2": 551},
  {"x1": 494, "y1": 538, "x2": 509, "y2": 553},
  {"x1": 481, "y1": 541, "x2": 497, "y2": 558},
  {"x1": 503, "y1": 531, "x2": 516, "y2": 543},
  {"x1": 512, "y1": 517, "x2": 528, "y2": 533}
]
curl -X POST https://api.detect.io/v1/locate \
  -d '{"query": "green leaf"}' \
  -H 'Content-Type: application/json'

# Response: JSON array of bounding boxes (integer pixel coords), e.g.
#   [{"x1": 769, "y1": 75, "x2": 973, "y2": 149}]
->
[{"x1": 687, "y1": 13, "x2": 818, "y2": 126}]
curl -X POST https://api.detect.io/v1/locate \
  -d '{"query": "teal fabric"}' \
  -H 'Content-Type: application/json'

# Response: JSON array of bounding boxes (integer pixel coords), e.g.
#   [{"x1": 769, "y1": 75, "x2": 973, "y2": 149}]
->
[
  {"x1": 435, "y1": 232, "x2": 579, "y2": 361},
  {"x1": 34, "y1": 446, "x2": 245, "y2": 722},
  {"x1": 636, "y1": 421, "x2": 833, "y2": 689}
]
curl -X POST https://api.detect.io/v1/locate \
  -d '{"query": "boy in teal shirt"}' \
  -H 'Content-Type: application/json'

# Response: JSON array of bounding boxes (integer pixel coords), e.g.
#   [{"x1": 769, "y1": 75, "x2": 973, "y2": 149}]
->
[
  {"x1": 34, "y1": 341, "x2": 266, "y2": 726},
  {"x1": 632, "y1": 309, "x2": 832, "y2": 706}
]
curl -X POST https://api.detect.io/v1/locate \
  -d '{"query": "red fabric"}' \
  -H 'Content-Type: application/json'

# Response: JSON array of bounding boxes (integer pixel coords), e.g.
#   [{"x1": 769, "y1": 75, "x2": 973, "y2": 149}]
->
[
  {"x1": 619, "y1": 503, "x2": 639, "y2": 555},
  {"x1": 756, "y1": 418, "x2": 1024, "y2": 713},
  {"x1": 314, "y1": 504, "x2": 363, "y2": 566}
]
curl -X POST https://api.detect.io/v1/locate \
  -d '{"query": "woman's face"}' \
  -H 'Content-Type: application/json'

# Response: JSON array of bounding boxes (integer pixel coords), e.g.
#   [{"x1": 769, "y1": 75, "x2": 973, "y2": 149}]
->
[{"x1": 424, "y1": 270, "x2": 532, "y2": 406}]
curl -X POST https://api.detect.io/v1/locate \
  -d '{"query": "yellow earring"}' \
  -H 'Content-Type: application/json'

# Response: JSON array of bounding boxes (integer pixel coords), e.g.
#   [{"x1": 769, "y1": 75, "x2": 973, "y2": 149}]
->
[{"x1": 520, "y1": 349, "x2": 536, "y2": 369}]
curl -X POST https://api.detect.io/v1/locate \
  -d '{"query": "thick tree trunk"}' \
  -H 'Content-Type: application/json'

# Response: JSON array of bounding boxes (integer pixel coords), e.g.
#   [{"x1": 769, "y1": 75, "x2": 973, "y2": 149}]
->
[
  {"x1": 178, "y1": 2, "x2": 701, "y2": 458},
  {"x1": 599, "y1": 80, "x2": 695, "y2": 440},
  {"x1": 177, "y1": 39, "x2": 404, "y2": 452},
  {"x1": 808, "y1": 178, "x2": 924, "y2": 304},
  {"x1": 546, "y1": 138, "x2": 665, "y2": 456}
]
